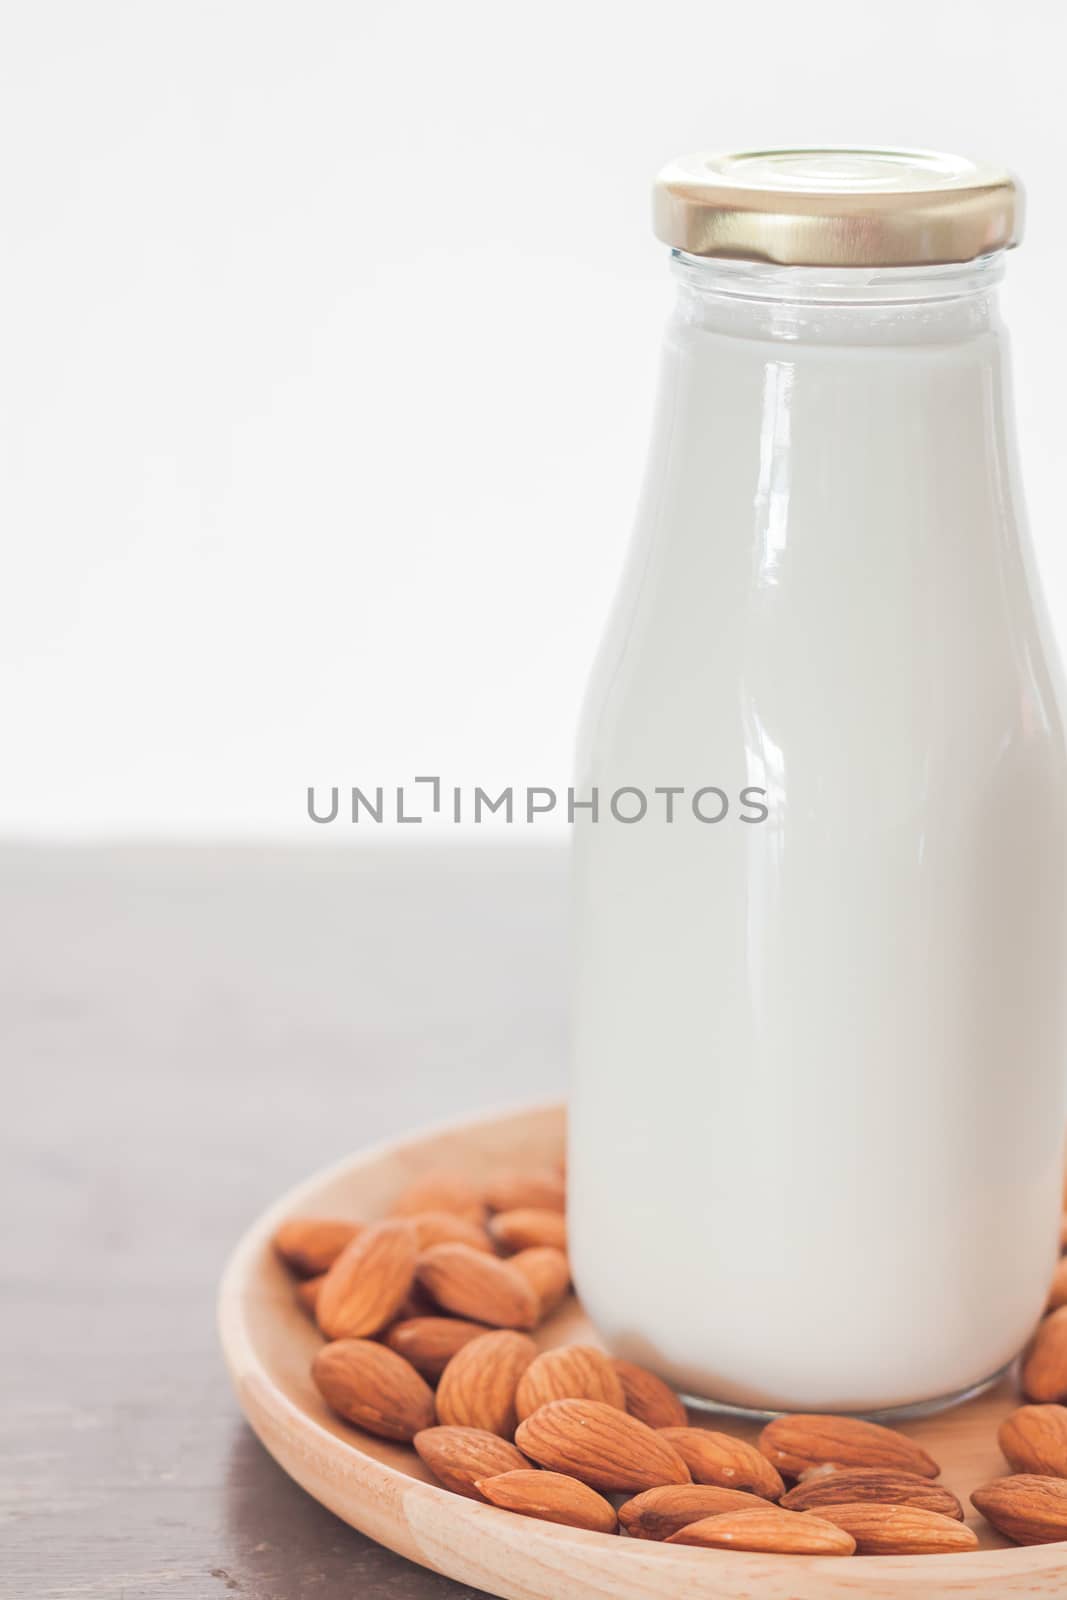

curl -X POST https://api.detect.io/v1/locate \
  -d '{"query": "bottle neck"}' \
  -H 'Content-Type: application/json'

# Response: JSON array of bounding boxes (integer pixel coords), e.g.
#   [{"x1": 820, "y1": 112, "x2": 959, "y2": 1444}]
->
[{"x1": 671, "y1": 250, "x2": 1006, "y2": 345}]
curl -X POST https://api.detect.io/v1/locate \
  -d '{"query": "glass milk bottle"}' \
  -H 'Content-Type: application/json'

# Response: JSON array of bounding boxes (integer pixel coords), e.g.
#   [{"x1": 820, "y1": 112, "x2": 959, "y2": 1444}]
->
[{"x1": 569, "y1": 149, "x2": 1067, "y2": 1415}]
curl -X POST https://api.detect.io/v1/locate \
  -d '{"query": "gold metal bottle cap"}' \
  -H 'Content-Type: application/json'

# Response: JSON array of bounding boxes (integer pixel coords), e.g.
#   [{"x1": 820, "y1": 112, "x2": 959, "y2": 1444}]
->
[{"x1": 653, "y1": 148, "x2": 1022, "y2": 267}]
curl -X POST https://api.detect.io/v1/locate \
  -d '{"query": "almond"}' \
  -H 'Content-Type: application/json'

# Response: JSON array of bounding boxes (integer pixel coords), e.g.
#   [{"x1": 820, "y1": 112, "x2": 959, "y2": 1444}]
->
[
  {"x1": 658, "y1": 1427, "x2": 784, "y2": 1500},
  {"x1": 1061, "y1": 1211, "x2": 1067, "y2": 1251},
  {"x1": 435, "y1": 1329, "x2": 538, "y2": 1436},
  {"x1": 485, "y1": 1168, "x2": 567, "y2": 1214},
  {"x1": 488, "y1": 1209, "x2": 568, "y2": 1254},
  {"x1": 1022, "y1": 1306, "x2": 1067, "y2": 1401},
  {"x1": 273, "y1": 1218, "x2": 362, "y2": 1277},
  {"x1": 295, "y1": 1275, "x2": 325, "y2": 1317},
  {"x1": 515, "y1": 1398, "x2": 691, "y2": 1493},
  {"x1": 1048, "y1": 1256, "x2": 1067, "y2": 1312},
  {"x1": 389, "y1": 1172, "x2": 487, "y2": 1225},
  {"x1": 515, "y1": 1346, "x2": 626, "y2": 1421},
  {"x1": 999, "y1": 1406, "x2": 1067, "y2": 1478},
  {"x1": 316, "y1": 1219, "x2": 418, "y2": 1340},
  {"x1": 385, "y1": 1317, "x2": 488, "y2": 1381},
  {"x1": 758, "y1": 1414, "x2": 939, "y2": 1479},
  {"x1": 408, "y1": 1211, "x2": 494, "y2": 1254},
  {"x1": 509, "y1": 1248, "x2": 571, "y2": 1319},
  {"x1": 971, "y1": 1473, "x2": 1067, "y2": 1544},
  {"x1": 612, "y1": 1360, "x2": 687, "y2": 1430},
  {"x1": 413, "y1": 1425, "x2": 529, "y2": 1498},
  {"x1": 476, "y1": 1469, "x2": 617, "y2": 1534},
  {"x1": 666, "y1": 1506, "x2": 855, "y2": 1555},
  {"x1": 618, "y1": 1484, "x2": 772, "y2": 1540},
  {"x1": 312, "y1": 1338, "x2": 434, "y2": 1441},
  {"x1": 417, "y1": 1243, "x2": 538, "y2": 1329},
  {"x1": 813, "y1": 1501, "x2": 977, "y2": 1554},
  {"x1": 780, "y1": 1467, "x2": 963, "y2": 1518},
  {"x1": 825, "y1": 1497, "x2": 979, "y2": 1548}
]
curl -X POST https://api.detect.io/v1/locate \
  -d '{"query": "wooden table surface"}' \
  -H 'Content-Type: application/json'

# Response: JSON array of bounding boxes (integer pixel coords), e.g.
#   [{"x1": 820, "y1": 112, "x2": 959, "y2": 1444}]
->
[{"x1": 2, "y1": 842, "x2": 567, "y2": 1600}]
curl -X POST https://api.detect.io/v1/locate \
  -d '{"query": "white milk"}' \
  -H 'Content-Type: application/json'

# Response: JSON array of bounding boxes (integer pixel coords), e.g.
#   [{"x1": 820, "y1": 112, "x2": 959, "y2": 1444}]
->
[{"x1": 570, "y1": 247, "x2": 1067, "y2": 1413}]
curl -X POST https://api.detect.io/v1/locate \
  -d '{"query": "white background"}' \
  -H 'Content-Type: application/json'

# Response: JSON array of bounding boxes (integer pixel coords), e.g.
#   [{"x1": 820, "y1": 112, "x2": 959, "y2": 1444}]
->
[{"x1": 3, "y1": 0, "x2": 1065, "y2": 835}]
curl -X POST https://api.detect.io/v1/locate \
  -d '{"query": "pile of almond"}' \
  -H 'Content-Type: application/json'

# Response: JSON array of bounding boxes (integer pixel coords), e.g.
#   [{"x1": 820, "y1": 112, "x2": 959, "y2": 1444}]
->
[{"x1": 271, "y1": 1161, "x2": 1067, "y2": 1557}]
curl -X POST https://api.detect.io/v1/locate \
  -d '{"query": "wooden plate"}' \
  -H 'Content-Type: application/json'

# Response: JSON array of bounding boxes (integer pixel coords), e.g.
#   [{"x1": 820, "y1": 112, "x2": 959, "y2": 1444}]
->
[{"x1": 218, "y1": 1101, "x2": 1066, "y2": 1598}]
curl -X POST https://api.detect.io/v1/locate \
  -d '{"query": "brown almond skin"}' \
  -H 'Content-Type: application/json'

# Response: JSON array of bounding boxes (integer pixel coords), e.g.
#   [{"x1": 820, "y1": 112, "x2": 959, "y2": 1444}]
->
[
  {"x1": 515, "y1": 1399, "x2": 691, "y2": 1494},
  {"x1": 509, "y1": 1248, "x2": 571, "y2": 1319},
  {"x1": 312, "y1": 1338, "x2": 434, "y2": 1441},
  {"x1": 618, "y1": 1484, "x2": 772, "y2": 1540},
  {"x1": 1022, "y1": 1306, "x2": 1067, "y2": 1402},
  {"x1": 659, "y1": 1427, "x2": 784, "y2": 1500},
  {"x1": 435, "y1": 1329, "x2": 538, "y2": 1437},
  {"x1": 294, "y1": 1275, "x2": 325, "y2": 1318},
  {"x1": 1048, "y1": 1256, "x2": 1067, "y2": 1312},
  {"x1": 612, "y1": 1360, "x2": 687, "y2": 1430},
  {"x1": 999, "y1": 1405, "x2": 1067, "y2": 1478},
  {"x1": 781, "y1": 1467, "x2": 964, "y2": 1519},
  {"x1": 813, "y1": 1501, "x2": 978, "y2": 1554},
  {"x1": 515, "y1": 1346, "x2": 626, "y2": 1421},
  {"x1": 759, "y1": 1414, "x2": 939, "y2": 1479},
  {"x1": 972, "y1": 1473, "x2": 1067, "y2": 1544},
  {"x1": 476, "y1": 1470, "x2": 617, "y2": 1534},
  {"x1": 413, "y1": 1426, "x2": 529, "y2": 1499},
  {"x1": 485, "y1": 1168, "x2": 567, "y2": 1214},
  {"x1": 385, "y1": 1317, "x2": 487, "y2": 1382},
  {"x1": 408, "y1": 1211, "x2": 494, "y2": 1254},
  {"x1": 388, "y1": 1172, "x2": 487, "y2": 1225},
  {"x1": 316, "y1": 1220, "x2": 418, "y2": 1340},
  {"x1": 417, "y1": 1243, "x2": 539, "y2": 1329},
  {"x1": 666, "y1": 1507, "x2": 855, "y2": 1555},
  {"x1": 489, "y1": 1209, "x2": 568, "y2": 1254},
  {"x1": 273, "y1": 1218, "x2": 362, "y2": 1277}
]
